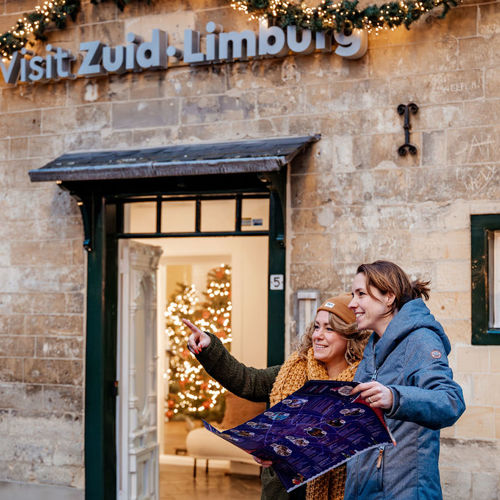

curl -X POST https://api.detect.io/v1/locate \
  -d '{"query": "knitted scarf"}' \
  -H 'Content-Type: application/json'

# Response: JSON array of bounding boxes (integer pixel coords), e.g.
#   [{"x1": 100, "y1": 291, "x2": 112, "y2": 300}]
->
[{"x1": 269, "y1": 348, "x2": 359, "y2": 500}]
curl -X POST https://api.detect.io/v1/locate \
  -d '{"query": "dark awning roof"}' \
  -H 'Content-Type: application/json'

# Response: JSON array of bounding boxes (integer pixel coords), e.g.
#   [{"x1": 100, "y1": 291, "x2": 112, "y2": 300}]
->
[{"x1": 29, "y1": 135, "x2": 320, "y2": 182}]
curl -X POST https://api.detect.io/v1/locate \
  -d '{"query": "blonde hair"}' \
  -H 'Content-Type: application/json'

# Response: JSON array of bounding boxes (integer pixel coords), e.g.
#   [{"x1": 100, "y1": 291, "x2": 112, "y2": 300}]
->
[{"x1": 296, "y1": 312, "x2": 371, "y2": 365}]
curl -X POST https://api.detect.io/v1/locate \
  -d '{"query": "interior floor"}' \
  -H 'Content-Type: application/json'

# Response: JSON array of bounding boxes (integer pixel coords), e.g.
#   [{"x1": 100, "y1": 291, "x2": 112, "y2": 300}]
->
[{"x1": 160, "y1": 464, "x2": 261, "y2": 499}]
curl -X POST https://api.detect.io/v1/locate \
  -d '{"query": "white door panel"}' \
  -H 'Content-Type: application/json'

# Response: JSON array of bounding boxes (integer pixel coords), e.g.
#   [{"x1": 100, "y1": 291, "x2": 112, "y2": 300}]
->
[{"x1": 118, "y1": 240, "x2": 162, "y2": 500}]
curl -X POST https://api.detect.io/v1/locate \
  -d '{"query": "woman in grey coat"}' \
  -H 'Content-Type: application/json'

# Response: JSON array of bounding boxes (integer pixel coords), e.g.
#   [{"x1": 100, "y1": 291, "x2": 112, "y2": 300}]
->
[{"x1": 347, "y1": 260, "x2": 466, "y2": 499}]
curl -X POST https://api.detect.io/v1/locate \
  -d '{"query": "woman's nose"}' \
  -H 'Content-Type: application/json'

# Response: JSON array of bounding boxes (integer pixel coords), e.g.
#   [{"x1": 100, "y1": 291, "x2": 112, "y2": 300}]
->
[{"x1": 348, "y1": 296, "x2": 356, "y2": 309}]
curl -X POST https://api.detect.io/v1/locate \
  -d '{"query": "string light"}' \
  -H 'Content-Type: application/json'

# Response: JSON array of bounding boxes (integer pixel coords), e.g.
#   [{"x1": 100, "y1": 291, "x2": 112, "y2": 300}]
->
[
  {"x1": 230, "y1": 0, "x2": 460, "y2": 33},
  {"x1": 165, "y1": 265, "x2": 232, "y2": 420}
]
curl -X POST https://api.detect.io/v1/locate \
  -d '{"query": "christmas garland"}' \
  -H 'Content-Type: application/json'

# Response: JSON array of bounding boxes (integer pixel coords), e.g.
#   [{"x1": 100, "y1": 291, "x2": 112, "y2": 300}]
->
[
  {"x1": 230, "y1": 0, "x2": 460, "y2": 33},
  {"x1": 0, "y1": 0, "x2": 149, "y2": 59}
]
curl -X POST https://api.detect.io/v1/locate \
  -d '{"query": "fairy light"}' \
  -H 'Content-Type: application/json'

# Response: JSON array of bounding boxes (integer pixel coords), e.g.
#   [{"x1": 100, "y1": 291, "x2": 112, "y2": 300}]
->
[
  {"x1": 165, "y1": 265, "x2": 232, "y2": 420},
  {"x1": 230, "y1": 0, "x2": 460, "y2": 33}
]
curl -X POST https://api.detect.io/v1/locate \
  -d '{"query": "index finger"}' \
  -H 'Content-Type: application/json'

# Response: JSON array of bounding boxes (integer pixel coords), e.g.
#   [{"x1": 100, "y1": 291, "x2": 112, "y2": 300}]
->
[{"x1": 182, "y1": 318, "x2": 200, "y2": 335}]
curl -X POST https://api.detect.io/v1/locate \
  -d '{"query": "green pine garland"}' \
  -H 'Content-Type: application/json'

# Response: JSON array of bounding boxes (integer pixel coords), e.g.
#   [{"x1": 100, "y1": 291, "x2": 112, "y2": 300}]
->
[
  {"x1": 0, "y1": 0, "x2": 149, "y2": 59},
  {"x1": 230, "y1": 0, "x2": 460, "y2": 32}
]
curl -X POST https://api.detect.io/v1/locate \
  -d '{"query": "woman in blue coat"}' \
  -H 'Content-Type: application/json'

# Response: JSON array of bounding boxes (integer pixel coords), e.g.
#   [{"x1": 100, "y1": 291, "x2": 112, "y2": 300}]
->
[{"x1": 347, "y1": 260, "x2": 465, "y2": 500}]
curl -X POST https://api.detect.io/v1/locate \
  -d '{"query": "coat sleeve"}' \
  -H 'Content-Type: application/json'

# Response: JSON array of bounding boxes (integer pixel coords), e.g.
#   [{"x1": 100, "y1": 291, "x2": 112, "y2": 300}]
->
[
  {"x1": 194, "y1": 332, "x2": 280, "y2": 403},
  {"x1": 386, "y1": 329, "x2": 466, "y2": 430}
]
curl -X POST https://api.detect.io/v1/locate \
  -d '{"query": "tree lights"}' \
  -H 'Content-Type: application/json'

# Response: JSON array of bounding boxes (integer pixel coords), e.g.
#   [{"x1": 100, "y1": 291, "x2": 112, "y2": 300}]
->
[{"x1": 165, "y1": 265, "x2": 232, "y2": 421}]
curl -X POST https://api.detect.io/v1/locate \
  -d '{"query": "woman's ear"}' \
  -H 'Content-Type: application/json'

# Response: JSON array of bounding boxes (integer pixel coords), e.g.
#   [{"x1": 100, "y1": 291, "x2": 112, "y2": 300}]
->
[{"x1": 386, "y1": 292, "x2": 396, "y2": 308}]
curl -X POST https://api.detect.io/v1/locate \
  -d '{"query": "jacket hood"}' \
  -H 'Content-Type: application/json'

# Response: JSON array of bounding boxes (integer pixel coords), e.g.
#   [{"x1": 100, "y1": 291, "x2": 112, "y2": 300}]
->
[{"x1": 373, "y1": 298, "x2": 451, "y2": 368}]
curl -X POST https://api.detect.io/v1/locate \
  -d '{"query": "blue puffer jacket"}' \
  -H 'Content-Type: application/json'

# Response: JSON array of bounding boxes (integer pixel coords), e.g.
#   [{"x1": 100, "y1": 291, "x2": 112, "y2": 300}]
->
[{"x1": 344, "y1": 299, "x2": 465, "y2": 500}]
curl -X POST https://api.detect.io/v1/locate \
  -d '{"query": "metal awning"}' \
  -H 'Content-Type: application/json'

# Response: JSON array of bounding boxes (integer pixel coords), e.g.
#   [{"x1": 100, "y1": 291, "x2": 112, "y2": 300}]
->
[{"x1": 29, "y1": 135, "x2": 320, "y2": 182}]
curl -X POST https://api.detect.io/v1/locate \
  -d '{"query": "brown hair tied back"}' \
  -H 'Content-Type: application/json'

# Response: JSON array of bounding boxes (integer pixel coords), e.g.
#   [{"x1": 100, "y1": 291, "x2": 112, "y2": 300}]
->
[{"x1": 357, "y1": 260, "x2": 430, "y2": 315}]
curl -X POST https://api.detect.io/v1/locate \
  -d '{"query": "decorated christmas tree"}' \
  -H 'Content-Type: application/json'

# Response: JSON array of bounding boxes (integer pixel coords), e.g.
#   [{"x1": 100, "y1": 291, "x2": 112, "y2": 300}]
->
[{"x1": 165, "y1": 265, "x2": 232, "y2": 421}]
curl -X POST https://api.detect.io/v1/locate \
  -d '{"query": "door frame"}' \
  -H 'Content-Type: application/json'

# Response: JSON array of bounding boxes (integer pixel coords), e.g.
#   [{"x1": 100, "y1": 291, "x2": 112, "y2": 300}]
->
[{"x1": 76, "y1": 171, "x2": 287, "y2": 500}]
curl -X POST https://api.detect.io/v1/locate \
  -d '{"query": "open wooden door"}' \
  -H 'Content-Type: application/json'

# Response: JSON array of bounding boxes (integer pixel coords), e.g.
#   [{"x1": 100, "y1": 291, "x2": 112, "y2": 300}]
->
[{"x1": 117, "y1": 240, "x2": 163, "y2": 500}]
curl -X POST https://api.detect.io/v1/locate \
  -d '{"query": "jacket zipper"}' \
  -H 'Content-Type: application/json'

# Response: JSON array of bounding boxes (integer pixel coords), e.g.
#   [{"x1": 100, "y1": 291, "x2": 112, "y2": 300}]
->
[
  {"x1": 376, "y1": 447, "x2": 384, "y2": 469},
  {"x1": 376, "y1": 446, "x2": 385, "y2": 490}
]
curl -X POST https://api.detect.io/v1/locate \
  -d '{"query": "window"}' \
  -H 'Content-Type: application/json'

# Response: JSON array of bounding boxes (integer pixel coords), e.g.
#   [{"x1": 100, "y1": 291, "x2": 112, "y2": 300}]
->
[
  {"x1": 471, "y1": 214, "x2": 500, "y2": 345},
  {"x1": 120, "y1": 194, "x2": 269, "y2": 237}
]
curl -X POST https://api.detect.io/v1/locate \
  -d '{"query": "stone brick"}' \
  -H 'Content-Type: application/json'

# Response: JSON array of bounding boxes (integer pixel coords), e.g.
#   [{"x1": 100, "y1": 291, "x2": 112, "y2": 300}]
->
[
  {"x1": 460, "y1": 100, "x2": 500, "y2": 127},
  {"x1": 370, "y1": 39, "x2": 458, "y2": 78},
  {"x1": 28, "y1": 135, "x2": 65, "y2": 160},
  {"x1": 64, "y1": 294, "x2": 84, "y2": 315},
  {"x1": 36, "y1": 337, "x2": 83, "y2": 359},
  {"x1": 112, "y1": 98, "x2": 179, "y2": 129},
  {"x1": 100, "y1": 129, "x2": 134, "y2": 149},
  {"x1": 24, "y1": 359, "x2": 83, "y2": 386},
  {"x1": 459, "y1": 34, "x2": 500, "y2": 70},
  {"x1": 289, "y1": 262, "x2": 344, "y2": 293},
  {"x1": 294, "y1": 50, "x2": 369, "y2": 83},
  {"x1": 435, "y1": 260, "x2": 470, "y2": 292},
  {"x1": 25, "y1": 315, "x2": 83, "y2": 337},
  {"x1": 0, "y1": 110, "x2": 41, "y2": 139},
  {"x1": 453, "y1": 373, "x2": 472, "y2": 407},
  {"x1": 0, "y1": 315, "x2": 24, "y2": 336},
  {"x1": 456, "y1": 345, "x2": 490, "y2": 373},
  {"x1": 78, "y1": 20, "x2": 125, "y2": 46},
  {"x1": 5, "y1": 0, "x2": 38, "y2": 13},
  {"x1": 471, "y1": 472, "x2": 500, "y2": 500},
  {"x1": 422, "y1": 130, "x2": 446, "y2": 167},
  {"x1": 2, "y1": 83, "x2": 67, "y2": 113},
  {"x1": 131, "y1": 127, "x2": 175, "y2": 147},
  {"x1": 485, "y1": 67, "x2": 500, "y2": 98},
  {"x1": 455, "y1": 406, "x2": 495, "y2": 439},
  {"x1": 472, "y1": 374, "x2": 500, "y2": 406},
  {"x1": 291, "y1": 233, "x2": 333, "y2": 264},
  {"x1": 177, "y1": 119, "x2": 257, "y2": 142},
  {"x1": 0, "y1": 336, "x2": 34, "y2": 357},
  {"x1": 417, "y1": 103, "x2": 463, "y2": 130},
  {"x1": 390, "y1": 70, "x2": 483, "y2": 106},
  {"x1": 410, "y1": 230, "x2": 470, "y2": 261},
  {"x1": 42, "y1": 103, "x2": 111, "y2": 134},
  {"x1": 440, "y1": 438, "x2": 499, "y2": 474},
  {"x1": 0, "y1": 383, "x2": 44, "y2": 411},
  {"x1": 426, "y1": 292, "x2": 470, "y2": 321},
  {"x1": 491, "y1": 348, "x2": 500, "y2": 373},
  {"x1": 0, "y1": 358, "x2": 24, "y2": 383},
  {"x1": 165, "y1": 65, "x2": 229, "y2": 98},
  {"x1": 447, "y1": 126, "x2": 500, "y2": 165},
  {"x1": 10, "y1": 138, "x2": 29, "y2": 160},
  {"x1": 63, "y1": 131, "x2": 103, "y2": 152},
  {"x1": 478, "y1": 2, "x2": 500, "y2": 35},
  {"x1": 257, "y1": 86, "x2": 305, "y2": 117},
  {"x1": 10, "y1": 241, "x2": 74, "y2": 267},
  {"x1": 369, "y1": 132, "x2": 421, "y2": 167},
  {"x1": 440, "y1": 468, "x2": 472, "y2": 500},
  {"x1": 0, "y1": 413, "x2": 84, "y2": 486},
  {"x1": 496, "y1": 409, "x2": 500, "y2": 439},
  {"x1": 181, "y1": 93, "x2": 255, "y2": 125},
  {"x1": 43, "y1": 385, "x2": 83, "y2": 414}
]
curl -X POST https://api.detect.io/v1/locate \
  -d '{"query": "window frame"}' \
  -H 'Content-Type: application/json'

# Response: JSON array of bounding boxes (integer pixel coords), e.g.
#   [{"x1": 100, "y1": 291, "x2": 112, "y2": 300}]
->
[{"x1": 471, "y1": 214, "x2": 500, "y2": 345}]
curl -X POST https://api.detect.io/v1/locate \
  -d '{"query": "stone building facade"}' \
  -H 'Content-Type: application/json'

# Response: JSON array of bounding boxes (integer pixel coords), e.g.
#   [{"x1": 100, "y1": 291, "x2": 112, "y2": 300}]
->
[{"x1": 0, "y1": 0, "x2": 499, "y2": 498}]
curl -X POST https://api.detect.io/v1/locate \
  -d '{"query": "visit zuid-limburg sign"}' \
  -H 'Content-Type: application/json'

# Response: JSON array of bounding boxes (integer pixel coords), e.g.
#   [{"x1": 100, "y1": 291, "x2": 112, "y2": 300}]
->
[{"x1": 0, "y1": 23, "x2": 367, "y2": 85}]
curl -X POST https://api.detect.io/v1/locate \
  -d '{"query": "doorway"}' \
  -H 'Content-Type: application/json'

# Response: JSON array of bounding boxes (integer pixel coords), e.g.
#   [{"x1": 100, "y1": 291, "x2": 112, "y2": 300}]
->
[{"x1": 116, "y1": 194, "x2": 273, "y2": 499}]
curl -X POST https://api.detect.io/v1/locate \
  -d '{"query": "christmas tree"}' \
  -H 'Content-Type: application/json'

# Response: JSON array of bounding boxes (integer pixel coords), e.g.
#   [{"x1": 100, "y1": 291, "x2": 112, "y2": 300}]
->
[{"x1": 165, "y1": 265, "x2": 232, "y2": 421}]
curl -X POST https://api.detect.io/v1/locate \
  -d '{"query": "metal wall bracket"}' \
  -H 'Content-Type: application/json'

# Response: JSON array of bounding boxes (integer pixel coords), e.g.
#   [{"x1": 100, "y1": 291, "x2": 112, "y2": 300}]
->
[{"x1": 397, "y1": 103, "x2": 419, "y2": 156}]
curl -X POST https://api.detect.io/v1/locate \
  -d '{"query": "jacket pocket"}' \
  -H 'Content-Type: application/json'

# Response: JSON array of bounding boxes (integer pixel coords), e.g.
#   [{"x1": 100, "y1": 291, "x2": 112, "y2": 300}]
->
[{"x1": 376, "y1": 446, "x2": 385, "y2": 491}]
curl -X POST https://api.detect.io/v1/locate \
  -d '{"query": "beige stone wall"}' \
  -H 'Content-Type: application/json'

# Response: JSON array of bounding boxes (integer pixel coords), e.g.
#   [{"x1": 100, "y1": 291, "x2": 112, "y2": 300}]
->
[{"x1": 0, "y1": 0, "x2": 499, "y2": 496}]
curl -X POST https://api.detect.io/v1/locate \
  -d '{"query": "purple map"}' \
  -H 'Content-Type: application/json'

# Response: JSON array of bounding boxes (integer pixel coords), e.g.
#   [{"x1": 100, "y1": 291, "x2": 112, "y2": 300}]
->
[{"x1": 203, "y1": 380, "x2": 395, "y2": 492}]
